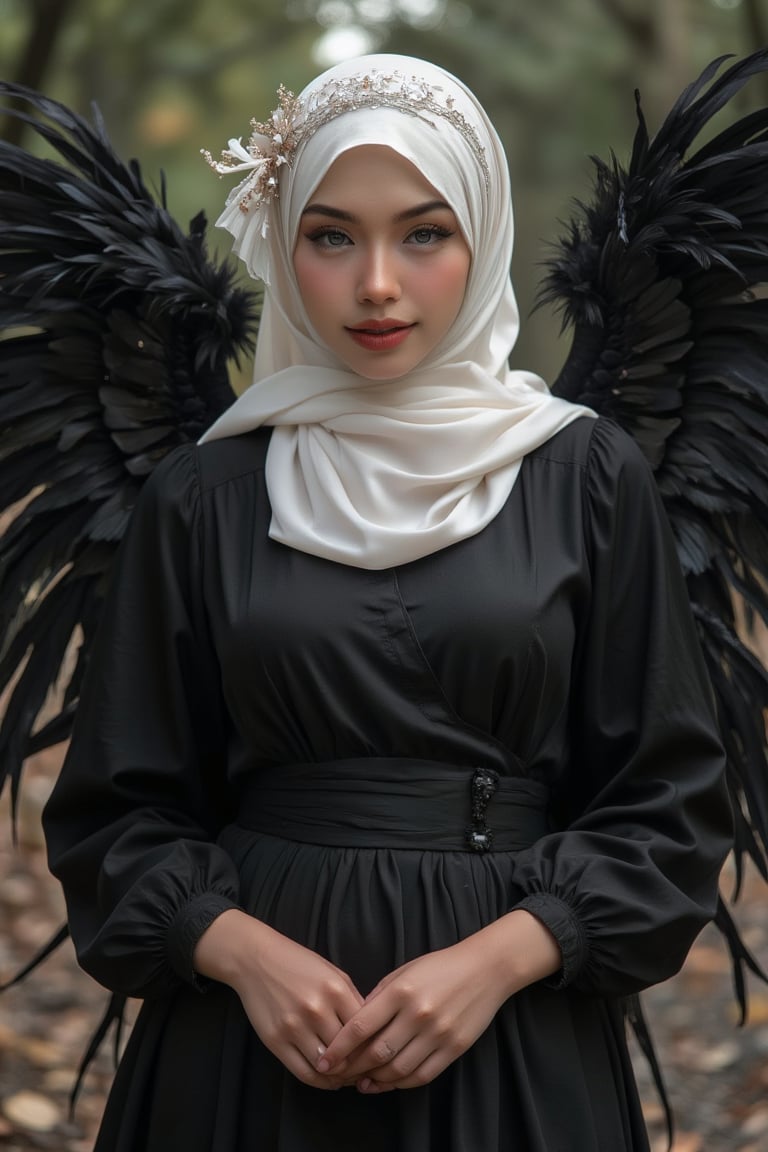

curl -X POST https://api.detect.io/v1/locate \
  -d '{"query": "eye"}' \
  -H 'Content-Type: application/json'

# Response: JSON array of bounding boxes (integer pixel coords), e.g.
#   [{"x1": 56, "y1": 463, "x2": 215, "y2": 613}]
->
[
  {"x1": 307, "y1": 227, "x2": 351, "y2": 249},
  {"x1": 407, "y1": 224, "x2": 454, "y2": 245}
]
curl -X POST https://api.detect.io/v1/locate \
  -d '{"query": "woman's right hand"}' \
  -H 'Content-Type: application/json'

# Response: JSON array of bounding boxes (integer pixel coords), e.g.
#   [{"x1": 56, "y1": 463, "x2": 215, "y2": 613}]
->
[{"x1": 193, "y1": 908, "x2": 364, "y2": 1089}]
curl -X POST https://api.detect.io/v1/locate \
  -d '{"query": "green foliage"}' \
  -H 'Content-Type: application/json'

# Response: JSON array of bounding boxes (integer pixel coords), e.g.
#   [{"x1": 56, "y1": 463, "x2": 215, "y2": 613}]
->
[{"x1": 0, "y1": 0, "x2": 761, "y2": 380}]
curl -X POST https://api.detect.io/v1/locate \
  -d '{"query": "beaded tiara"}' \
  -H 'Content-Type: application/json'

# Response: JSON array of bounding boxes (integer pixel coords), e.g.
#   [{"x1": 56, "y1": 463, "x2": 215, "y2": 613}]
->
[{"x1": 201, "y1": 69, "x2": 489, "y2": 243}]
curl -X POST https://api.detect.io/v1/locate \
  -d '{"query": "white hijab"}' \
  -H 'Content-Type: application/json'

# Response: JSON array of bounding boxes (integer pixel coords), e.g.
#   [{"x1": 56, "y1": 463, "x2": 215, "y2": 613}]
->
[{"x1": 200, "y1": 54, "x2": 592, "y2": 568}]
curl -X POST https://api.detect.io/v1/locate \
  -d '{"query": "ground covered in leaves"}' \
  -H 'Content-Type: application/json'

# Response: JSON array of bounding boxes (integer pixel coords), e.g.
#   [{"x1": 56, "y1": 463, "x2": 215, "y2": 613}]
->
[{"x1": 0, "y1": 751, "x2": 766, "y2": 1152}]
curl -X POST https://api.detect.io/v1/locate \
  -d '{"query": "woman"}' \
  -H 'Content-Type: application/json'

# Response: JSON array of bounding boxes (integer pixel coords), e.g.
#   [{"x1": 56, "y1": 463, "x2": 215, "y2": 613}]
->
[{"x1": 43, "y1": 54, "x2": 732, "y2": 1151}]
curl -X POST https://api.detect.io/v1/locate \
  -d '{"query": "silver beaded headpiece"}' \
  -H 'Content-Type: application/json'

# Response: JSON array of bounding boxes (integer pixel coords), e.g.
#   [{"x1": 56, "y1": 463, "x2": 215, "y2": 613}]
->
[{"x1": 201, "y1": 70, "x2": 490, "y2": 243}]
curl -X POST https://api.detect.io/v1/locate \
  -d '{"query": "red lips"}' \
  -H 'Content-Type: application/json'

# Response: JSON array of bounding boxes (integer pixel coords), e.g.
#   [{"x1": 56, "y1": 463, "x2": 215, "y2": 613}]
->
[
  {"x1": 346, "y1": 321, "x2": 415, "y2": 351},
  {"x1": 347, "y1": 319, "x2": 412, "y2": 332}
]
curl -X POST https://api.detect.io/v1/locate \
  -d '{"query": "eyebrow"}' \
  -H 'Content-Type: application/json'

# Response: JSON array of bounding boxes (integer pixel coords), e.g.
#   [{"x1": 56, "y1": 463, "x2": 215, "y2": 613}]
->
[{"x1": 301, "y1": 200, "x2": 452, "y2": 223}]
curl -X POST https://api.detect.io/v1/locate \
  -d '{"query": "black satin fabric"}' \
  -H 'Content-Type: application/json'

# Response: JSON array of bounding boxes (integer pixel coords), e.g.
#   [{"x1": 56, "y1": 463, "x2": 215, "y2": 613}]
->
[{"x1": 43, "y1": 416, "x2": 732, "y2": 1152}]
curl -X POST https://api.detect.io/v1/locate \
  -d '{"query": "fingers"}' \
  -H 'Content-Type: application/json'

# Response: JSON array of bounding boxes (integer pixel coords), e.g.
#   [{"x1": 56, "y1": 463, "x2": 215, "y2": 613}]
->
[
  {"x1": 279, "y1": 1043, "x2": 348, "y2": 1090},
  {"x1": 271, "y1": 1015, "x2": 354, "y2": 1090},
  {"x1": 358, "y1": 1047, "x2": 449, "y2": 1093},
  {"x1": 353, "y1": 1034, "x2": 434, "y2": 1085},
  {"x1": 337, "y1": 1026, "x2": 415, "y2": 1080},
  {"x1": 319, "y1": 1018, "x2": 433, "y2": 1084},
  {"x1": 318, "y1": 981, "x2": 452, "y2": 1081},
  {"x1": 377, "y1": 1038, "x2": 399, "y2": 1062},
  {"x1": 315, "y1": 958, "x2": 482, "y2": 1086},
  {"x1": 276, "y1": 1003, "x2": 351, "y2": 1072},
  {"x1": 318, "y1": 994, "x2": 395, "y2": 1072},
  {"x1": 237, "y1": 967, "x2": 363, "y2": 1089}
]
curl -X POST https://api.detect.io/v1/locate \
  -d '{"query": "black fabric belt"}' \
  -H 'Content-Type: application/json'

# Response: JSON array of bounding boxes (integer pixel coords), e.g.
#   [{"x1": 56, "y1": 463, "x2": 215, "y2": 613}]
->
[{"x1": 236, "y1": 758, "x2": 551, "y2": 852}]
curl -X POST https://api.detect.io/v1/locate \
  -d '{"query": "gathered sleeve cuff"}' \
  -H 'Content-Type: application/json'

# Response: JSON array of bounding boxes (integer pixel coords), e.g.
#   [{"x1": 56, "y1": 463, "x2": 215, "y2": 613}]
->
[
  {"x1": 168, "y1": 892, "x2": 241, "y2": 988},
  {"x1": 515, "y1": 893, "x2": 587, "y2": 990}
]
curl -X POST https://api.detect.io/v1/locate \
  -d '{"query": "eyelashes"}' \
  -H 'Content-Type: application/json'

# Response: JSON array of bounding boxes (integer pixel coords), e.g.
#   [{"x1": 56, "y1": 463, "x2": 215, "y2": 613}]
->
[
  {"x1": 408, "y1": 225, "x2": 455, "y2": 245},
  {"x1": 305, "y1": 223, "x2": 456, "y2": 249},
  {"x1": 306, "y1": 227, "x2": 350, "y2": 248}
]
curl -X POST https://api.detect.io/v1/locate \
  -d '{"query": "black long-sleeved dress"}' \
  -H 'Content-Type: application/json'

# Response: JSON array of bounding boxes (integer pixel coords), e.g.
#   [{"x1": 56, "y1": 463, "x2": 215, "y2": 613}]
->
[{"x1": 43, "y1": 415, "x2": 732, "y2": 1152}]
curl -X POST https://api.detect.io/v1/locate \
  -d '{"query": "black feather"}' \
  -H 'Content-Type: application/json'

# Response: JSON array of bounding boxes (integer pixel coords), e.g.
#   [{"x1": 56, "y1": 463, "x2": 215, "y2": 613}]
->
[
  {"x1": 0, "y1": 82, "x2": 258, "y2": 820},
  {"x1": 0, "y1": 923, "x2": 70, "y2": 991},
  {"x1": 68, "y1": 992, "x2": 128, "y2": 1115},
  {"x1": 540, "y1": 48, "x2": 768, "y2": 1020},
  {"x1": 0, "y1": 84, "x2": 258, "y2": 1073}
]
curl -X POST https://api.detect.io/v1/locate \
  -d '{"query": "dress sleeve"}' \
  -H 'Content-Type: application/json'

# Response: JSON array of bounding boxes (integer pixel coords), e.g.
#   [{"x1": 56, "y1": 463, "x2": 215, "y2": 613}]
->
[
  {"x1": 512, "y1": 418, "x2": 733, "y2": 996},
  {"x1": 43, "y1": 445, "x2": 240, "y2": 999}
]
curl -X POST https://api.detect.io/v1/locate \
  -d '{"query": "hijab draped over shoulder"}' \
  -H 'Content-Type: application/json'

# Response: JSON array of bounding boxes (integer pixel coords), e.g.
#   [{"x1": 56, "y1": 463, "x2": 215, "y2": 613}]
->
[{"x1": 200, "y1": 54, "x2": 593, "y2": 568}]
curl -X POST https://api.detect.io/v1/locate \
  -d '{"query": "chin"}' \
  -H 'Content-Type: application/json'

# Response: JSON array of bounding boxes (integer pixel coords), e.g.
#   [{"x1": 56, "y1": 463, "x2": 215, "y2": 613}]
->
[{"x1": 347, "y1": 358, "x2": 424, "y2": 382}]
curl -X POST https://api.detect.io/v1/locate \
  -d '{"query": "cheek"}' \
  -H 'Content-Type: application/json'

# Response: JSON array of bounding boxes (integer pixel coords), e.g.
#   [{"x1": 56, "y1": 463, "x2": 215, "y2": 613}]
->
[
  {"x1": 433, "y1": 250, "x2": 471, "y2": 318},
  {"x1": 293, "y1": 250, "x2": 329, "y2": 316}
]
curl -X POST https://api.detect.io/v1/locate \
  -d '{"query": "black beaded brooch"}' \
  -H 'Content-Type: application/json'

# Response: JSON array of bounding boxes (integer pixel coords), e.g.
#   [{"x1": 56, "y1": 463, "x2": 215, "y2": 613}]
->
[{"x1": 465, "y1": 767, "x2": 499, "y2": 852}]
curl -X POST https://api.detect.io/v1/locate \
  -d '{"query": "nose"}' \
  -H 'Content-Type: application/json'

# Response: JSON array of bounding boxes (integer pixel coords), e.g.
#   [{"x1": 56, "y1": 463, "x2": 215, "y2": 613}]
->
[{"x1": 356, "y1": 243, "x2": 401, "y2": 305}]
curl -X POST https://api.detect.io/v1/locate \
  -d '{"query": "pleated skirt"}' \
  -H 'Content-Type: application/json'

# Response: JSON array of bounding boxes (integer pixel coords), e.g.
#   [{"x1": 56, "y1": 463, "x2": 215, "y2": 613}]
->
[{"x1": 94, "y1": 763, "x2": 650, "y2": 1151}]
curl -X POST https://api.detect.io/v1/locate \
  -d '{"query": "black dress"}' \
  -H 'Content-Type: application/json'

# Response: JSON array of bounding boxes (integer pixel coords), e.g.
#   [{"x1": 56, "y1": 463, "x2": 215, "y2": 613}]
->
[{"x1": 43, "y1": 416, "x2": 732, "y2": 1152}]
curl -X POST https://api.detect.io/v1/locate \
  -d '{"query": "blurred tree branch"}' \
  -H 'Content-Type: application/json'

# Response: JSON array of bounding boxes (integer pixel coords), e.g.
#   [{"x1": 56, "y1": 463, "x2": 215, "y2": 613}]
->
[
  {"x1": 0, "y1": 0, "x2": 758, "y2": 384},
  {"x1": 744, "y1": 0, "x2": 767, "y2": 49},
  {"x1": 744, "y1": 0, "x2": 768, "y2": 102},
  {"x1": 1, "y1": 0, "x2": 80, "y2": 145},
  {"x1": 591, "y1": 0, "x2": 655, "y2": 53}
]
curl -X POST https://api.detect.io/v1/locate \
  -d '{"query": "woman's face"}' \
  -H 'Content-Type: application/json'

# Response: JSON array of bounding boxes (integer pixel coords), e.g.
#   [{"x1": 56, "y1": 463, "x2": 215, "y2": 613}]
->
[{"x1": 293, "y1": 145, "x2": 471, "y2": 380}]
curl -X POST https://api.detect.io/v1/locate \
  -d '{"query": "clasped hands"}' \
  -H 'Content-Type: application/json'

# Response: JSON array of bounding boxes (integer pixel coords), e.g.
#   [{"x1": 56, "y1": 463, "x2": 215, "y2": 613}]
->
[
  {"x1": 238, "y1": 932, "x2": 512, "y2": 1093},
  {"x1": 193, "y1": 908, "x2": 561, "y2": 1094}
]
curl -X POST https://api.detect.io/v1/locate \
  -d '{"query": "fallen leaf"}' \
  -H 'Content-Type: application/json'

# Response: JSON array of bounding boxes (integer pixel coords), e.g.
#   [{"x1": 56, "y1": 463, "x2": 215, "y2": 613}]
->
[
  {"x1": 2, "y1": 1089, "x2": 62, "y2": 1132},
  {"x1": 740, "y1": 1107, "x2": 768, "y2": 1138}
]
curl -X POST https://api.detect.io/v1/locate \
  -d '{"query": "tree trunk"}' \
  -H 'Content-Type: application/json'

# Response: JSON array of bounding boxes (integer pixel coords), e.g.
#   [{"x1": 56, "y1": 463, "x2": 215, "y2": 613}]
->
[
  {"x1": 1, "y1": 0, "x2": 80, "y2": 144},
  {"x1": 592, "y1": 0, "x2": 656, "y2": 53},
  {"x1": 743, "y1": 0, "x2": 768, "y2": 104},
  {"x1": 651, "y1": 0, "x2": 690, "y2": 120}
]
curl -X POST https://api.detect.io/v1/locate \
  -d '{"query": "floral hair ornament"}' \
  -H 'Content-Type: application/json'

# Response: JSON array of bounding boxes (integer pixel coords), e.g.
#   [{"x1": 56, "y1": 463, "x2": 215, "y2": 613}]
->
[
  {"x1": 201, "y1": 86, "x2": 302, "y2": 250},
  {"x1": 202, "y1": 69, "x2": 489, "y2": 284}
]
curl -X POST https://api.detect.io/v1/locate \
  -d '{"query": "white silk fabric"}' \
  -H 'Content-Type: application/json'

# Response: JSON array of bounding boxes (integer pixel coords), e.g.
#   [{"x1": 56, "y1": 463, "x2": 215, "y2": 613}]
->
[{"x1": 200, "y1": 54, "x2": 593, "y2": 568}]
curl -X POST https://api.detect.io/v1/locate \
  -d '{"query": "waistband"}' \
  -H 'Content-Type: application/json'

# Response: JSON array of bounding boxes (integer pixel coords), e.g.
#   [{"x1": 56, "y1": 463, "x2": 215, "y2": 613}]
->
[{"x1": 236, "y1": 758, "x2": 551, "y2": 852}]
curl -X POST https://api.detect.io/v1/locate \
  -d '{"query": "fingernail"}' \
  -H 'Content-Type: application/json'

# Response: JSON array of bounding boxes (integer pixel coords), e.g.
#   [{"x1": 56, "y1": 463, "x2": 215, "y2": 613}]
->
[
  {"x1": 358, "y1": 1078, "x2": 372, "y2": 1092},
  {"x1": 317, "y1": 1058, "x2": 330, "y2": 1073}
]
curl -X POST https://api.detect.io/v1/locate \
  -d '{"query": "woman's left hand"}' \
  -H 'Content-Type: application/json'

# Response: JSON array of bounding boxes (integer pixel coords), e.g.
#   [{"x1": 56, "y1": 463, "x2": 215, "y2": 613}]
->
[{"x1": 315, "y1": 909, "x2": 561, "y2": 1092}]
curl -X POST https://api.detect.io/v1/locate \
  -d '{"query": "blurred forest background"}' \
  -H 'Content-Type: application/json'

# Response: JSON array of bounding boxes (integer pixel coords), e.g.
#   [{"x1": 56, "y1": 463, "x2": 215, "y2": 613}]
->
[
  {"x1": 1, "y1": 2, "x2": 768, "y2": 1150},
  {"x1": 1, "y1": 0, "x2": 767, "y2": 383}
]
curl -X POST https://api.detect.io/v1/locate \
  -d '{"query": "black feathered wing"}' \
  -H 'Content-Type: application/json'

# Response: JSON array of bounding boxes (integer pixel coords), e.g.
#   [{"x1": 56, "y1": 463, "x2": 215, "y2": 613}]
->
[
  {"x1": 540, "y1": 50, "x2": 768, "y2": 1018},
  {"x1": 0, "y1": 83, "x2": 258, "y2": 824},
  {"x1": 4, "y1": 55, "x2": 767, "y2": 1119}
]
